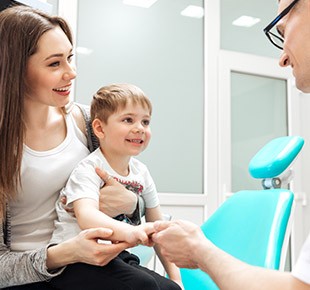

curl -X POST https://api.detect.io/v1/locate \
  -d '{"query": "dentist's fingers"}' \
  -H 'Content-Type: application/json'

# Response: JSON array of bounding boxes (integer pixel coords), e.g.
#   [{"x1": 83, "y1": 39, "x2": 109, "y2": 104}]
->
[{"x1": 153, "y1": 220, "x2": 171, "y2": 232}]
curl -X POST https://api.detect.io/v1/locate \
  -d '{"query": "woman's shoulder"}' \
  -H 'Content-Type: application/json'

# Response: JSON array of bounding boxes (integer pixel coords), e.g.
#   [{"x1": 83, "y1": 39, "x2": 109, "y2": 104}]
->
[
  {"x1": 64, "y1": 102, "x2": 99, "y2": 152},
  {"x1": 64, "y1": 102, "x2": 90, "y2": 135}
]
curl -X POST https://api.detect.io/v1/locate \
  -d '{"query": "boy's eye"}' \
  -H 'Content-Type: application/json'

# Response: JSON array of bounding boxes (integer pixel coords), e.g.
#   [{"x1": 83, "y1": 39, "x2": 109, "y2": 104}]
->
[
  {"x1": 123, "y1": 117, "x2": 133, "y2": 123},
  {"x1": 142, "y1": 120, "x2": 150, "y2": 126}
]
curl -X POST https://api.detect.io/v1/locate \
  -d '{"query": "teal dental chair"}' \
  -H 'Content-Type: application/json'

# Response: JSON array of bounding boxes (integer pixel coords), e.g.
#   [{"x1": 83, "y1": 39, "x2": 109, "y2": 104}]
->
[{"x1": 180, "y1": 136, "x2": 304, "y2": 290}]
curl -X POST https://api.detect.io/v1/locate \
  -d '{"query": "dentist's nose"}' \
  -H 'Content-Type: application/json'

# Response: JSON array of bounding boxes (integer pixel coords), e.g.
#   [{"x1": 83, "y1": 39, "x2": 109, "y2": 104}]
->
[{"x1": 279, "y1": 51, "x2": 290, "y2": 67}]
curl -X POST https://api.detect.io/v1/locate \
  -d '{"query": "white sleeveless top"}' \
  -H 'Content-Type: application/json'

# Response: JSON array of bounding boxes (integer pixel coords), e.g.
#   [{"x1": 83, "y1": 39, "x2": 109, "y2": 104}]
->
[{"x1": 10, "y1": 112, "x2": 90, "y2": 252}]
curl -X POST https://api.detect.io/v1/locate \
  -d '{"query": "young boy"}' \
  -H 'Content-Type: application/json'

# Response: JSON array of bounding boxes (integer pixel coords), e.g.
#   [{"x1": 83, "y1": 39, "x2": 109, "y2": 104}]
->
[{"x1": 51, "y1": 83, "x2": 182, "y2": 289}]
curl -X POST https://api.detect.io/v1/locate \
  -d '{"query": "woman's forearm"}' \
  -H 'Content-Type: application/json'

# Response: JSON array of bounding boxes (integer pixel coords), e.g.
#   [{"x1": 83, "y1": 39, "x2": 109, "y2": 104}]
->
[
  {"x1": 0, "y1": 245, "x2": 63, "y2": 287},
  {"x1": 47, "y1": 227, "x2": 130, "y2": 270},
  {"x1": 46, "y1": 241, "x2": 76, "y2": 269}
]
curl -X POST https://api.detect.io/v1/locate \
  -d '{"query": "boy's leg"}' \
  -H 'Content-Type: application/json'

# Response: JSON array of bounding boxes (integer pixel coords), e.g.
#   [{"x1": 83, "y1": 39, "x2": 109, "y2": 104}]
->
[
  {"x1": 50, "y1": 253, "x2": 160, "y2": 290},
  {"x1": 120, "y1": 251, "x2": 181, "y2": 290},
  {"x1": 3, "y1": 282, "x2": 55, "y2": 289},
  {"x1": 131, "y1": 263, "x2": 181, "y2": 290}
]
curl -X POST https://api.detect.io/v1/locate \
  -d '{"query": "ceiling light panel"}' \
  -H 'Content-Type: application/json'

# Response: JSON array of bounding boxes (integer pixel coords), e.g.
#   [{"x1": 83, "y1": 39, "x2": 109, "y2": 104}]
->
[
  {"x1": 123, "y1": 0, "x2": 158, "y2": 8},
  {"x1": 181, "y1": 5, "x2": 204, "y2": 19},
  {"x1": 232, "y1": 15, "x2": 261, "y2": 27}
]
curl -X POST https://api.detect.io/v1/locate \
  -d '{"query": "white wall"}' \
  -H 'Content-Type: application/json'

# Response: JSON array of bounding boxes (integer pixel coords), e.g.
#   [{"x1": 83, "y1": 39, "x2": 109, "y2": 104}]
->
[{"x1": 57, "y1": 0, "x2": 310, "y2": 271}]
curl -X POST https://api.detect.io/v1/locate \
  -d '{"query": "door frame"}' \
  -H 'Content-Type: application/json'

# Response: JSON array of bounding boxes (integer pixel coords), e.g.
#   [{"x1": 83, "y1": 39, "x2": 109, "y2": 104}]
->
[{"x1": 217, "y1": 49, "x2": 302, "y2": 265}]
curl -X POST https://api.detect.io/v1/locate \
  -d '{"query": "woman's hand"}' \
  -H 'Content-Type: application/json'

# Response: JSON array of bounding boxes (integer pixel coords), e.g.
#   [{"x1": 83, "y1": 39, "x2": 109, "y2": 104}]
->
[
  {"x1": 95, "y1": 167, "x2": 138, "y2": 217},
  {"x1": 47, "y1": 228, "x2": 130, "y2": 269}
]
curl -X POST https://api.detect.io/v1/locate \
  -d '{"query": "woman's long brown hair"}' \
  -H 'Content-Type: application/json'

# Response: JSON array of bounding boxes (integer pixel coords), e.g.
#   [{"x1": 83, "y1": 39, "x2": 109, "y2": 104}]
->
[{"x1": 0, "y1": 5, "x2": 73, "y2": 219}]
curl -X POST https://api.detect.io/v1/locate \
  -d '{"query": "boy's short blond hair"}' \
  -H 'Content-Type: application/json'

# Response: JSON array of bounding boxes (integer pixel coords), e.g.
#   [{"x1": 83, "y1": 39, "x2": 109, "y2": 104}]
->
[{"x1": 91, "y1": 83, "x2": 152, "y2": 123}]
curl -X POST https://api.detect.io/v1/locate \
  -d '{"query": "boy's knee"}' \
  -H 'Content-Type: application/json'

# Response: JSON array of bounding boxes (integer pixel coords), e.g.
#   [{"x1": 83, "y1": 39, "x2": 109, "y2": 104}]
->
[
  {"x1": 159, "y1": 279, "x2": 182, "y2": 290},
  {"x1": 133, "y1": 274, "x2": 160, "y2": 289}
]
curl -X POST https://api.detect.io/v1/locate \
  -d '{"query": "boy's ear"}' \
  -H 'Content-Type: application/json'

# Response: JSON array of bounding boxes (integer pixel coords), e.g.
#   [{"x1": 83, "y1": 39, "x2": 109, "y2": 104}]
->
[{"x1": 92, "y1": 118, "x2": 105, "y2": 139}]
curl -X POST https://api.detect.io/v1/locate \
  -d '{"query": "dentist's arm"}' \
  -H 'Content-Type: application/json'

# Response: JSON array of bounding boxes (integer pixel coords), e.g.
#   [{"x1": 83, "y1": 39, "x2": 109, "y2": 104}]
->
[{"x1": 152, "y1": 220, "x2": 310, "y2": 290}]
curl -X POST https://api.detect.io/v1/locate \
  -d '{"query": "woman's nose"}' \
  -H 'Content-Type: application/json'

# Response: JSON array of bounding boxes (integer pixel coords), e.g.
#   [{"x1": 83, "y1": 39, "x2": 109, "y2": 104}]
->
[{"x1": 63, "y1": 64, "x2": 77, "y2": 80}]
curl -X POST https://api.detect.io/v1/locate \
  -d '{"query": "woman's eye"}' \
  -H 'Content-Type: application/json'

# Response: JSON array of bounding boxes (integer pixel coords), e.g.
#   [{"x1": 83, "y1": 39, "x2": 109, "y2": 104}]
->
[
  {"x1": 49, "y1": 61, "x2": 60, "y2": 67},
  {"x1": 68, "y1": 54, "x2": 74, "y2": 63}
]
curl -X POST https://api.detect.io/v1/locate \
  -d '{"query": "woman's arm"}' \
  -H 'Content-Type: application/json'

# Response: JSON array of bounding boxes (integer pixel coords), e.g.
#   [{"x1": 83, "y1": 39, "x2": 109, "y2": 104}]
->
[
  {"x1": 0, "y1": 221, "x2": 62, "y2": 288},
  {"x1": 46, "y1": 228, "x2": 129, "y2": 269},
  {"x1": 0, "y1": 239, "x2": 56, "y2": 287},
  {"x1": 96, "y1": 168, "x2": 144, "y2": 218},
  {"x1": 0, "y1": 222, "x2": 129, "y2": 288}
]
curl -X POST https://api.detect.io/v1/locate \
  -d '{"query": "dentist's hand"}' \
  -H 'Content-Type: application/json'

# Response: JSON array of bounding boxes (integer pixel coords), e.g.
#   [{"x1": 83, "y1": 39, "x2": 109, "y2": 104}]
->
[{"x1": 152, "y1": 220, "x2": 207, "y2": 269}]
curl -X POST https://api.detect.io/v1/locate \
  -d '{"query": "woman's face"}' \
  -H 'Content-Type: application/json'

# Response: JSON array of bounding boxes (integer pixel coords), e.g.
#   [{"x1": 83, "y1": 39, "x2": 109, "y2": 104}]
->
[{"x1": 25, "y1": 26, "x2": 76, "y2": 107}]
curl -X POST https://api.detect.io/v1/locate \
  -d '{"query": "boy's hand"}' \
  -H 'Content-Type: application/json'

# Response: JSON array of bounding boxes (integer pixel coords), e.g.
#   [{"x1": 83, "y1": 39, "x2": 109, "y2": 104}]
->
[
  {"x1": 139, "y1": 222, "x2": 156, "y2": 246},
  {"x1": 126, "y1": 222, "x2": 155, "y2": 246}
]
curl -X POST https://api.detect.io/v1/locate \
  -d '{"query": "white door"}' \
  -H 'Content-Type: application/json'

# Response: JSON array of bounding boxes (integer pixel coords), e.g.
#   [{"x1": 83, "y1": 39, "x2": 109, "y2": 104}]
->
[{"x1": 218, "y1": 49, "x2": 303, "y2": 269}]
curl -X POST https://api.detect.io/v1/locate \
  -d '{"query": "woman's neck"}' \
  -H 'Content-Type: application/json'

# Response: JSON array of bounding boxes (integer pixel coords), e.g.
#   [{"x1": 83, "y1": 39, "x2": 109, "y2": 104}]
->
[
  {"x1": 24, "y1": 101, "x2": 66, "y2": 151},
  {"x1": 24, "y1": 100, "x2": 59, "y2": 129}
]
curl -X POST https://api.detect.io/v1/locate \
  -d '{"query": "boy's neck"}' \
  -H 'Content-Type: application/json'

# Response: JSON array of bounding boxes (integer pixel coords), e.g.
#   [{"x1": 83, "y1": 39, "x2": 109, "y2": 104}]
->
[{"x1": 100, "y1": 147, "x2": 131, "y2": 177}]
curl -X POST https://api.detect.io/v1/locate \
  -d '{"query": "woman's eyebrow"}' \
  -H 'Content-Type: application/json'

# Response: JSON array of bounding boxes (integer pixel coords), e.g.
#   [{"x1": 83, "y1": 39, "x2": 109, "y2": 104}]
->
[{"x1": 44, "y1": 49, "x2": 73, "y2": 61}]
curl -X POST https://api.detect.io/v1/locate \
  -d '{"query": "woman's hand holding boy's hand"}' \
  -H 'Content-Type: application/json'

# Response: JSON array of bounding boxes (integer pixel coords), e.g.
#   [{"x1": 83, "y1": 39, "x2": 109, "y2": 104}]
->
[
  {"x1": 96, "y1": 168, "x2": 138, "y2": 217},
  {"x1": 47, "y1": 227, "x2": 130, "y2": 269}
]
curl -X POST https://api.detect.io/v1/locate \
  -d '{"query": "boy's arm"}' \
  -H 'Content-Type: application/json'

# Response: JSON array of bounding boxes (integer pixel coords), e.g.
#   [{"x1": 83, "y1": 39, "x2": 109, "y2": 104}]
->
[
  {"x1": 74, "y1": 198, "x2": 148, "y2": 245},
  {"x1": 145, "y1": 206, "x2": 183, "y2": 288}
]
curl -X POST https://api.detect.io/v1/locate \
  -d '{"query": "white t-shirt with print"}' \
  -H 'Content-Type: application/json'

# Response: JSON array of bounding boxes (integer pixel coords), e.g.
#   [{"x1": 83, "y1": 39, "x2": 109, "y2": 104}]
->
[{"x1": 50, "y1": 147, "x2": 159, "y2": 244}]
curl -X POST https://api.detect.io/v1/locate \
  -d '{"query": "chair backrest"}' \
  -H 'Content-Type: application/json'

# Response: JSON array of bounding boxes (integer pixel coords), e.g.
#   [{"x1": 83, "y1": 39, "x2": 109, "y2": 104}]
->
[
  {"x1": 180, "y1": 136, "x2": 303, "y2": 290},
  {"x1": 248, "y1": 136, "x2": 304, "y2": 179},
  {"x1": 181, "y1": 189, "x2": 294, "y2": 290}
]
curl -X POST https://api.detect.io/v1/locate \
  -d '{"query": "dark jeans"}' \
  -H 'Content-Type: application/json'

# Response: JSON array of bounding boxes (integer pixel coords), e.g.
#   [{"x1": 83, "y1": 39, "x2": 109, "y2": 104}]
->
[
  {"x1": 3, "y1": 282, "x2": 55, "y2": 290},
  {"x1": 4, "y1": 251, "x2": 181, "y2": 290}
]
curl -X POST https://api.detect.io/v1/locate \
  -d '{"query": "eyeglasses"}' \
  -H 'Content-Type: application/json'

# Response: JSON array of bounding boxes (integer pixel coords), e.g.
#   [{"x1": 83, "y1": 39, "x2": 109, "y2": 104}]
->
[{"x1": 263, "y1": 0, "x2": 300, "y2": 50}]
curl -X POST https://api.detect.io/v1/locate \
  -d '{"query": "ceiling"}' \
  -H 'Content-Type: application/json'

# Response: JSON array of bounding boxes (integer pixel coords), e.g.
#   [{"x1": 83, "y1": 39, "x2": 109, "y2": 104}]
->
[{"x1": 221, "y1": 0, "x2": 281, "y2": 58}]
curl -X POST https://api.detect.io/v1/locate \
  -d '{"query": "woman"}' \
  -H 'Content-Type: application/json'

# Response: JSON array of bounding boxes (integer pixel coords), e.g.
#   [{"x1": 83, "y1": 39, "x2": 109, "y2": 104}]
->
[{"x1": 0, "y1": 5, "x2": 149, "y2": 289}]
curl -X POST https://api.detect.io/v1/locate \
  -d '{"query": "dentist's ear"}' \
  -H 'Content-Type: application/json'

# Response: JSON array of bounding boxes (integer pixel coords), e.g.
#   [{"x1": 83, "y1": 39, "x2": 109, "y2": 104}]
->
[{"x1": 92, "y1": 118, "x2": 105, "y2": 139}]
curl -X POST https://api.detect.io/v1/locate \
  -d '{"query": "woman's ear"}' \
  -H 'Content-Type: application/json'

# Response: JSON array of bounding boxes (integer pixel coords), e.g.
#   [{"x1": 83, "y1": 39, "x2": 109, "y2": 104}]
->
[{"x1": 92, "y1": 118, "x2": 105, "y2": 139}]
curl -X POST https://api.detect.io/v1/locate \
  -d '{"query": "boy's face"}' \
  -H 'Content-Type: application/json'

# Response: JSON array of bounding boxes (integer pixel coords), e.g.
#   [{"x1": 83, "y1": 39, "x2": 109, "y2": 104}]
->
[{"x1": 100, "y1": 101, "x2": 152, "y2": 159}]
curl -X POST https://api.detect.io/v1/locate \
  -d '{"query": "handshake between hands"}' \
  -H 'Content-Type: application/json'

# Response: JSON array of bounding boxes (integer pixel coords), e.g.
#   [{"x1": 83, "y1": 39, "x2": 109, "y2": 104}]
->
[{"x1": 122, "y1": 222, "x2": 157, "y2": 248}]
